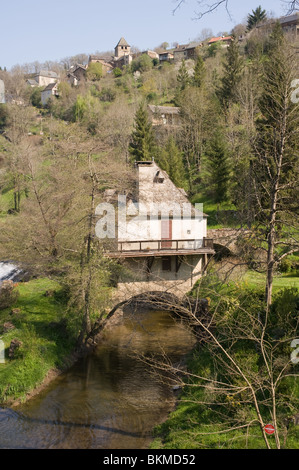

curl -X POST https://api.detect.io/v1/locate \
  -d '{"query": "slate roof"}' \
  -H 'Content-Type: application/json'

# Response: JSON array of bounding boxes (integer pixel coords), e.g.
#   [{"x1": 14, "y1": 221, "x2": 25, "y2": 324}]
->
[
  {"x1": 116, "y1": 37, "x2": 130, "y2": 47},
  {"x1": 148, "y1": 105, "x2": 180, "y2": 115},
  {"x1": 42, "y1": 82, "x2": 58, "y2": 92},
  {"x1": 36, "y1": 70, "x2": 58, "y2": 78}
]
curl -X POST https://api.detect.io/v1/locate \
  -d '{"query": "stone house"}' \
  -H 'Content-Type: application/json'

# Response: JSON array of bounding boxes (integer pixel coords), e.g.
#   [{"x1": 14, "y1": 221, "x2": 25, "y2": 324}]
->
[
  {"x1": 173, "y1": 43, "x2": 201, "y2": 61},
  {"x1": 256, "y1": 12, "x2": 299, "y2": 38},
  {"x1": 104, "y1": 161, "x2": 214, "y2": 299},
  {"x1": 158, "y1": 51, "x2": 174, "y2": 63},
  {"x1": 141, "y1": 50, "x2": 159, "y2": 60},
  {"x1": 208, "y1": 36, "x2": 233, "y2": 47},
  {"x1": 114, "y1": 54, "x2": 132, "y2": 69},
  {"x1": 41, "y1": 82, "x2": 59, "y2": 106},
  {"x1": 148, "y1": 105, "x2": 181, "y2": 127},
  {"x1": 278, "y1": 12, "x2": 299, "y2": 37},
  {"x1": 67, "y1": 64, "x2": 87, "y2": 86},
  {"x1": 31, "y1": 70, "x2": 59, "y2": 87},
  {"x1": 88, "y1": 56, "x2": 114, "y2": 74}
]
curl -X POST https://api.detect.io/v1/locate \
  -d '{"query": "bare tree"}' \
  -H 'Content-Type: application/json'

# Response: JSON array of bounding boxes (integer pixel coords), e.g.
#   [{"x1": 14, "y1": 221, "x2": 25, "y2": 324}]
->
[
  {"x1": 173, "y1": 1, "x2": 298, "y2": 19},
  {"x1": 130, "y1": 278, "x2": 298, "y2": 449}
]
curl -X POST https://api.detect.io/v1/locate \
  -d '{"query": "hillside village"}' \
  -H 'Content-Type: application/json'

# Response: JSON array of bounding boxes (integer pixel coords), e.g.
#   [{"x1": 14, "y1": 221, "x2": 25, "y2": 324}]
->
[
  {"x1": 0, "y1": 4, "x2": 298, "y2": 451},
  {"x1": 5, "y1": 11, "x2": 297, "y2": 107}
]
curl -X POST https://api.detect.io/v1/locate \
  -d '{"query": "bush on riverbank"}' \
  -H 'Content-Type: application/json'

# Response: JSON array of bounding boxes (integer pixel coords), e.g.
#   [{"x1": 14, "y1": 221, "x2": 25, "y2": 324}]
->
[
  {"x1": 150, "y1": 282, "x2": 299, "y2": 449},
  {"x1": 0, "y1": 278, "x2": 76, "y2": 403}
]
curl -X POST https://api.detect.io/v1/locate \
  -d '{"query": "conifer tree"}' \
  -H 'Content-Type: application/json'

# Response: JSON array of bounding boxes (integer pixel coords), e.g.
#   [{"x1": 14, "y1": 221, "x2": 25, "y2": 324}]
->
[
  {"x1": 193, "y1": 55, "x2": 206, "y2": 88},
  {"x1": 157, "y1": 136, "x2": 186, "y2": 188},
  {"x1": 217, "y1": 39, "x2": 243, "y2": 110},
  {"x1": 129, "y1": 102, "x2": 155, "y2": 162},
  {"x1": 247, "y1": 6, "x2": 267, "y2": 31},
  {"x1": 177, "y1": 59, "x2": 190, "y2": 91},
  {"x1": 203, "y1": 132, "x2": 230, "y2": 207}
]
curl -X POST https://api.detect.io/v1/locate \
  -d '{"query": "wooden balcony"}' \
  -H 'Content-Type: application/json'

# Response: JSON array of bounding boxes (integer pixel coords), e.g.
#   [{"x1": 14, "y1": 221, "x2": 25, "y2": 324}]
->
[{"x1": 106, "y1": 238, "x2": 214, "y2": 258}]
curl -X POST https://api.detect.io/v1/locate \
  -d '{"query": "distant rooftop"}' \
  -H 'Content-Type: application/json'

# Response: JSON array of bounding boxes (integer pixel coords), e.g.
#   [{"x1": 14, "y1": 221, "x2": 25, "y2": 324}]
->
[
  {"x1": 116, "y1": 37, "x2": 130, "y2": 47},
  {"x1": 148, "y1": 105, "x2": 180, "y2": 115},
  {"x1": 208, "y1": 36, "x2": 232, "y2": 44},
  {"x1": 42, "y1": 82, "x2": 58, "y2": 91},
  {"x1": 35, "y1": 70, "x2": 58, "y2": 78}
]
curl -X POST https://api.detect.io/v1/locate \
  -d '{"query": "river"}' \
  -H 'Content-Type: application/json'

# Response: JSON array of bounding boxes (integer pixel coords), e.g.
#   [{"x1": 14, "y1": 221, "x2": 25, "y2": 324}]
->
[
  {"x1": 0, "y1": 262, "x2": 22, "y2": 284},
  {"x1": 0, "y1": 308, "x2": 196, "y2": 449}
]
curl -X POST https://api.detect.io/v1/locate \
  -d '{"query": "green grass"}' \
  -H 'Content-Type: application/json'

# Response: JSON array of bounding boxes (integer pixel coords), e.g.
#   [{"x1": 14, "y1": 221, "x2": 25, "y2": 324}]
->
[
  {"x1": 191, "y1": 193, "x2": 238, "y2": 229},
  {"x1": 0, "y1": 278, "x2": 75, "y2": 403},
  {"x1": 242, "y1": 271, "x2": 299, "y2": 291},
  {"x1": 0, "y1": 189, "x2": 14, "y2": 216},
  {"x1": 151, "y1": 280, "x2": 299, "y2": 450}
]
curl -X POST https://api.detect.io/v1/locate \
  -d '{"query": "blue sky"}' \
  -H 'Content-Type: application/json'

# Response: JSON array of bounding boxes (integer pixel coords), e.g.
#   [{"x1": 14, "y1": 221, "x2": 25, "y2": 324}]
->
[{"x1": 0, "y1": 0, "x2": 291, "y2": 69}]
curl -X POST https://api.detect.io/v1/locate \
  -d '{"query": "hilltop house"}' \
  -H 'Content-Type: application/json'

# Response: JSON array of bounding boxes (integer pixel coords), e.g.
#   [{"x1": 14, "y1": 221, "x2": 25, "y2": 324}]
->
[
  {"x1": 159, "y1": 51, "x2": 174, "y2": 63},
  {"x1": 104, "y1": 161, "x2": 214, "y2": 298},
  {"x1": 256, "y1": 12, "x2": 299, "y2": 38},
  {"x1": 67, "y1": 64, "x2": 87, "y2": 86},
  {"x1": 28, "y1": 70, "x2": 59, "y2": 87},
  {"x1": 208, "y1": 36, "x2": 233, "y2": 47},
  {"x1": 41, "y1": 82, "x2": 59, "y2": 106},
  {"x1": 148, "y1": 105, "x2": 181, "y2": 127},
  {"x1": 173, "y1": 43, "x2": 201, "y2": 61},
  {"x1": 88, "y1": 56, "x2": 114, "y2": 74},
  {"x1": 141, "y1": 50, "x2": 159, "y2": 60}
]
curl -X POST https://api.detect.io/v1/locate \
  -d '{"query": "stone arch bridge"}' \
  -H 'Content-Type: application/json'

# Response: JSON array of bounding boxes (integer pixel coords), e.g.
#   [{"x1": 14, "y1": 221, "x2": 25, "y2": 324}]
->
[{"x1": 207, "y1": 228, "x2": 250, "y2": 257}]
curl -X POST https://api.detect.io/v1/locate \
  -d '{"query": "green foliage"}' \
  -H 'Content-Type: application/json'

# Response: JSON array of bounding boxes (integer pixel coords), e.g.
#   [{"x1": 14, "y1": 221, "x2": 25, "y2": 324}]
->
[
  {"x1": 247, "y1": 6, "x2": 267, "y2": 31},
  {"x1": 202, "y1": 131, "x2": 231, "y2": 204},
  {"x1": 131, "y1": 54, "x2": 153, "y2": 73},
  {"x1": 113, "y1": 67, "x2": 122, "y2": 78},
  {"x1": 0, "y1": 104, "x2": 8, "y2": 130},
  {"x1": 252, "y1": 31, "x2": 299, "y2": 224},
  {"x1": 0, "y1": 278, "x2": 75, "y2": 402},
  {"x1": 176, "y1": 59, "x2": 190, "y2": 91},
  {"x1": 205, "y1": 42, "x2": 221, "y2": 58},
  {"x1": 86, "y1": 62, "x2": 103, "y2": 81},
  {"x1": 157, "y1": 136, "x2": 187, "y2": 188},
  {"x1": 193, "y1": 55, "x2": 206, "y2": 88},
  {"x1": 217, "y1": 39, "x2": 244, "y2": 109},
  {"x1": 129, "y1": 102, "x2": 155, "y2": 162},
  {"x1": 152, "y1": 281, "x2": 299, "y2": 449},
  {"x1": 30, "y1": 87, "x2": 42, "y2": 108}
]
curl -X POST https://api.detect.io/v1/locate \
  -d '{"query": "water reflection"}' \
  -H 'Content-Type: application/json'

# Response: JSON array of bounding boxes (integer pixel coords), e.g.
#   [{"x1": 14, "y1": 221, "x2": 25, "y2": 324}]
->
[{"x1": 0, "y1": 309, "x2": 196, "y2": 449}]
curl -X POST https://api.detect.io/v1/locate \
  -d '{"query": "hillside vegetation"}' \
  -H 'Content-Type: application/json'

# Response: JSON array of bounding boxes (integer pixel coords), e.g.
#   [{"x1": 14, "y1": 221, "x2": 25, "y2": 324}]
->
[{"x1": 0, "y1": 16, "x2": 298, "y2": 448}]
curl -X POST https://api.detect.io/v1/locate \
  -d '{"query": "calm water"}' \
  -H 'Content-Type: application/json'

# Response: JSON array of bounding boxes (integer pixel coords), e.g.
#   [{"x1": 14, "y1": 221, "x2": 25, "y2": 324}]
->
[{"x1": 0, "y1": 309, "x2": 196, "y2": 449}]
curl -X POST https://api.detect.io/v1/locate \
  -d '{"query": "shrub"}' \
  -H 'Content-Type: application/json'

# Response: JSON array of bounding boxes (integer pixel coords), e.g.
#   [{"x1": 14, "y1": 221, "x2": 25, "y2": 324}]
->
[
  {"x1": 113, "y1": 67, "x2": 122, "y2": 78},
  {"x1": 0, "y1": 280, "x2": 19, "y2": 310}
]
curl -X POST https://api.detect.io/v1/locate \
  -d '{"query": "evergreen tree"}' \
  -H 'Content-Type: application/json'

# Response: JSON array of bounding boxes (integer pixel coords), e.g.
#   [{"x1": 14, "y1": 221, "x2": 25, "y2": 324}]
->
[
  {"x1": 252, "y1": 29, "x2": 299, "y2": 306},
  {"x1": 203, "y1": 132, "x2": 231, "y2": 206},
  {"x1": 193, "y1": 55, "x2": 206, "y2": 88},
  {"x1": 177, "y1": 59, "x2": 190, "y2": 91},
  {"x1": 247, "y1": 6, "x2": 267, "y2": 31},
  {"x1": 129, "y1": 102, "x2": 155, "y2": 162},
  {"x1": 217, "y1": 39, "x2": 243, "y2": 110},
  {"x1": 157, "y1": 136, "x2": 186, "y2": 188}
]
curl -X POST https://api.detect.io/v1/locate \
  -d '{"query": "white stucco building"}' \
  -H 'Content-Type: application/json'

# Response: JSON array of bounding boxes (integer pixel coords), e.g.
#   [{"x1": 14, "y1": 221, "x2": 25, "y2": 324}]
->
[{"x1": 104, "y1": 161, "x2": 214, "y2": 299}]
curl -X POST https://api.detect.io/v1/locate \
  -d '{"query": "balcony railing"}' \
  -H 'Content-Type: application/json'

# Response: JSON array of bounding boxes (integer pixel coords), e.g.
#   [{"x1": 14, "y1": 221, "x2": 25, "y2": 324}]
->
[{"x1": 115, "y1": 238, "x2": 214, "y2": 253}]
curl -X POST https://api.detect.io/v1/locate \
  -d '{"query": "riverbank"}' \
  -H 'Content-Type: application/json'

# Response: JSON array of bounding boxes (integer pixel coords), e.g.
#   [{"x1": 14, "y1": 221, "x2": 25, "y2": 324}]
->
[
  {"x1": 150, "y1": 282, "x2": 299, "y2": 450},
  {"x1": 0, "y1": 277, "x2": 127, "y2": 408},
  {"x1": 0, "y1": 307, "x2": 195, "y2": 449},
  {"x1": 0, "y1": 278, "x2": 77, "y2": 406}
]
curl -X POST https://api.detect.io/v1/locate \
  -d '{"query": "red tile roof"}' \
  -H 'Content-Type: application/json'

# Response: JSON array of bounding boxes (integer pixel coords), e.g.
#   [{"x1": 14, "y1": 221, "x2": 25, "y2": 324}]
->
[{"x1": 208, "y1": 36, "x2": 232, "y2": 44}]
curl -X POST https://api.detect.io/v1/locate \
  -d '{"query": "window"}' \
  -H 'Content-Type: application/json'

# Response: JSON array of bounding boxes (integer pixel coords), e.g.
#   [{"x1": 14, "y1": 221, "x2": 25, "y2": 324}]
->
[{"x1": 162, "y1": 256, "x2": 172, "y2": 272}]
